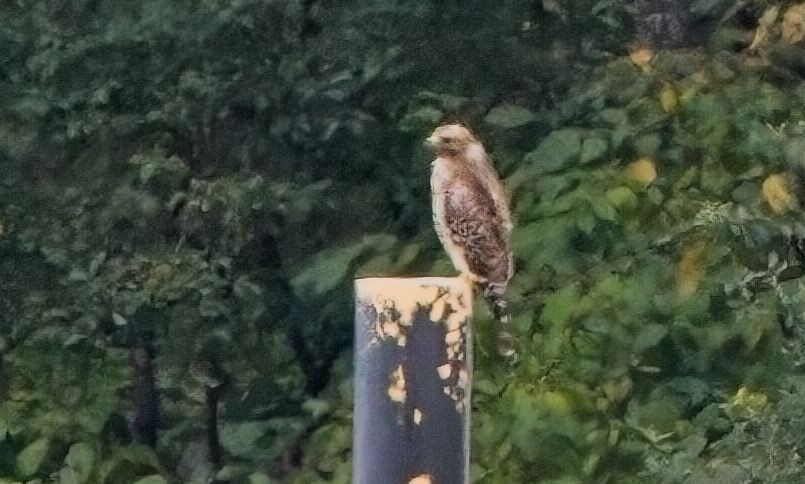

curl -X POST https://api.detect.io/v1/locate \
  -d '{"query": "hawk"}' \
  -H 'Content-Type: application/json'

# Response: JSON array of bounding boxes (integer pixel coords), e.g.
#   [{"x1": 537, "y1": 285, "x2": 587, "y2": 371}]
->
[{"x1": 427, "y1": 124, "x2": 515, "y2": 357}]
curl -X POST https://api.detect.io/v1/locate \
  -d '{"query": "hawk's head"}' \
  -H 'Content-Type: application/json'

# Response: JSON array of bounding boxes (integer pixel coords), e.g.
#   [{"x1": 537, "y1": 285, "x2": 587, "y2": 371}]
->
[{"x1": 426, "y1": 124, "x2": 477, "y2": 156}]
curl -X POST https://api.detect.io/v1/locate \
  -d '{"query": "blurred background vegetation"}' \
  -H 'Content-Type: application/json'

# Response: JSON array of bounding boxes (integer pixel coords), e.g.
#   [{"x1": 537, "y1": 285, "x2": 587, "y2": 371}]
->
[{"x1": 4, "y1": 0, "x2": 805, "y2": 482}]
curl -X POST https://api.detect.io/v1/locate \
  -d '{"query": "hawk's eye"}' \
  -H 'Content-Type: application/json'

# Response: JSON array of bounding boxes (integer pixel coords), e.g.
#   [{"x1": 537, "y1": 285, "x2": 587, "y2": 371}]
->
[{"x1": 440, "y1": 136, "x2": 451, "y2": 143}]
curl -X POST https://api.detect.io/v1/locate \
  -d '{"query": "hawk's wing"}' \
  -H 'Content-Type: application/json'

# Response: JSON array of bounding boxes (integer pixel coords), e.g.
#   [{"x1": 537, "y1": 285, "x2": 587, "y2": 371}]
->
[{"x1": 442, "y1": 177, "x2": 512, "y2": 285}]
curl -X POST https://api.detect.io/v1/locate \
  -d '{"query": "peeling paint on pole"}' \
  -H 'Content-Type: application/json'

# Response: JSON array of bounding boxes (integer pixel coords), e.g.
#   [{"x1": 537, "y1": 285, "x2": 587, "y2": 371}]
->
[{"x1": 354, "y1": 277, "x2": 473, "y2": 484}]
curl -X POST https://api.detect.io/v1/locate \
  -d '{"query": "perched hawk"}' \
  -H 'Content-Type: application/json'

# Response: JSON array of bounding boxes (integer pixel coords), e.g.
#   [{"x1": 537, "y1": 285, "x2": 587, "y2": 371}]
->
[{"x1": 427, "y1": 124, "x2": 515, "y2": 357}]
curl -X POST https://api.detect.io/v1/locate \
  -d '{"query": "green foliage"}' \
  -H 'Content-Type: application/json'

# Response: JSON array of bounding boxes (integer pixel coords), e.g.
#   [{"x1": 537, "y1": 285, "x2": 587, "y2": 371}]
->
[
  {"x1": 16, "y1": 438, "x2": 50, "y2": 478},
  {"x1": 525, "y1": 129, "x2": 584, "y2": 175},
  {"x1": 1, "y1": 0, "x2": 805, "y2": 483},
  {"x1": 485, "y1": 103, "x2": 537, "y2": 129}
]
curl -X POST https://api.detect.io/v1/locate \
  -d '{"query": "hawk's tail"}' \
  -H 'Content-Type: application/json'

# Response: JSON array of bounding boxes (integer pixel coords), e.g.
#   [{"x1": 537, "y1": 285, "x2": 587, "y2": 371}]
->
[{"x1": 483, "y1": 283, "x2": 516, "y2": 358}]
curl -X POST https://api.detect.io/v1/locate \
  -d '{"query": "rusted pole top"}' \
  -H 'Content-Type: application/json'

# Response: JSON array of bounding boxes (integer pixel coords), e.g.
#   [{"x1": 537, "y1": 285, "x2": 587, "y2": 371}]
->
[{"x1": 353, "y1": 277, "x2": 473, "y2": 484}]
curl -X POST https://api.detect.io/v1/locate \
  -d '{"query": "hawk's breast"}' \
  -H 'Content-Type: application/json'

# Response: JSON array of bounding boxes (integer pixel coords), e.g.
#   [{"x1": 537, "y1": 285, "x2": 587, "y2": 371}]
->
[{"x1": 431, "y1": 158, "x2": 511, "y2": 284}]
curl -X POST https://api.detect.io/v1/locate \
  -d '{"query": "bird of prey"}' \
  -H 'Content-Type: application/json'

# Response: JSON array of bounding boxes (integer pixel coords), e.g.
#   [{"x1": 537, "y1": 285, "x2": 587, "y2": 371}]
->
[{"x1": 427, "y1": 124, "x2": 515, "y2": 357}]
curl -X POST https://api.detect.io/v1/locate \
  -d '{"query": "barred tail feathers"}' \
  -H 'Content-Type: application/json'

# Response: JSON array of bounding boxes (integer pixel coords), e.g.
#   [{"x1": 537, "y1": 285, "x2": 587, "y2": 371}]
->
[{"x1": 483, "y1": 283, "x2": 515, "y2": 357}]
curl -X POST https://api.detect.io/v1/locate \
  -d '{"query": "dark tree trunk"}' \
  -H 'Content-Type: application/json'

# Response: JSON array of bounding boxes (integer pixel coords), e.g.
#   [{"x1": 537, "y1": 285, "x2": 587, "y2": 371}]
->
[
  {"x1": 206, "y1": 384, "x2": 223, "y2": 469},
  {"x1": 131, "y1": 342, "x2": 159, "y2": 447}
]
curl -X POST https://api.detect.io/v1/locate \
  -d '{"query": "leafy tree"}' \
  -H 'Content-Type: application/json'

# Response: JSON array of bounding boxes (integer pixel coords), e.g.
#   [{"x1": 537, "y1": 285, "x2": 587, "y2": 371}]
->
[{"x1": 2, "y1": 0, "x2": 805, "y2": 483}]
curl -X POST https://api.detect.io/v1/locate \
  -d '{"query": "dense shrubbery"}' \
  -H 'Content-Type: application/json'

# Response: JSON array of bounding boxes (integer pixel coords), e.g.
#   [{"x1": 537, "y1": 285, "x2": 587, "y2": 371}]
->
[{"x1": 3, "y1": 0, "x2": 805, "y2": 483}]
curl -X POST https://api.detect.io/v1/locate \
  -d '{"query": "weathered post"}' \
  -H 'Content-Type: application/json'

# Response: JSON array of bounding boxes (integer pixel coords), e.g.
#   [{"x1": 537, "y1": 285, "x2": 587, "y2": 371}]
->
[{"x1": 353, "y1": 277, "x2": 473, "y2": 484}]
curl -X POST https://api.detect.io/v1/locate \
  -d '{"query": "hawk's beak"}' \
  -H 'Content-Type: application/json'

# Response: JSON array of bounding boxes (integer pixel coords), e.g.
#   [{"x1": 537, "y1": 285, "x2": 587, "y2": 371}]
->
[{"x1": 424, "y1": 135, "x2": 440, "y2": 152}]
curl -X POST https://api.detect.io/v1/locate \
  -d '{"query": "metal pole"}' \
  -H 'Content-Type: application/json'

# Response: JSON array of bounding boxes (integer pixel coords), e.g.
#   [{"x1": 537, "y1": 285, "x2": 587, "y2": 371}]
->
[{"x1": 353, "y1": 277, "x2": 473, "y2": 484}]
